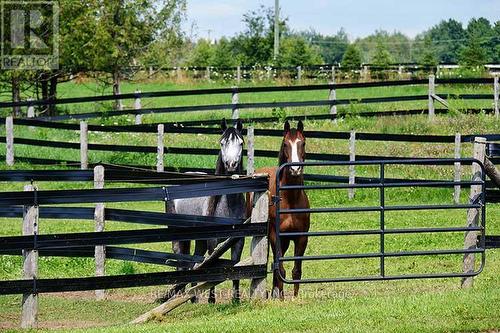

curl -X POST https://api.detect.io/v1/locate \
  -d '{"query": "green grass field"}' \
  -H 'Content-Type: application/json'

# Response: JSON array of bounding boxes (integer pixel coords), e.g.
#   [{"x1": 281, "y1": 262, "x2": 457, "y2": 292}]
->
[{"x1": 0, "y1": 79, "x2": 499, "y2": 332}]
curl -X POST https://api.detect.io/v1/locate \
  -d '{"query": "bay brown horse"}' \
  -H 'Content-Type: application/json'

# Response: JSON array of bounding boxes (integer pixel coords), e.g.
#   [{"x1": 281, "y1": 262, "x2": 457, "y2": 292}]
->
[{"x1": 253, "y1": 120, "x2": 310, "y2": 299}]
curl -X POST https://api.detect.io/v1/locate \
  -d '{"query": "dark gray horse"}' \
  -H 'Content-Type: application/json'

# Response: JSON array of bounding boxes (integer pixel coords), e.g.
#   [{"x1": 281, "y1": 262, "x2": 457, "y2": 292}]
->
[{"x1": 169, "y1": 119, "x2": 246, "y2": 303}]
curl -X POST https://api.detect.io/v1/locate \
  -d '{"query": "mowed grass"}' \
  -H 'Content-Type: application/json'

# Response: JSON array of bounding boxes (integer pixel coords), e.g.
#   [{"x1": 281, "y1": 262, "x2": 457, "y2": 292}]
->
[{"x1": 0, "y1": 81, "x2": 499, "y2": 332}]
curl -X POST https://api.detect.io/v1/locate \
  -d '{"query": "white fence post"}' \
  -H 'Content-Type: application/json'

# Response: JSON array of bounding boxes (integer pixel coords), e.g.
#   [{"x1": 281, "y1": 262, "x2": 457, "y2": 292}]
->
[
  {"x1": 461, "y1": 137, "x2": 486, "y2": 288},
  {"x1": 27, "y1": 98, "x2": 35, "y2": 130},
  {"x1": 21, "y1": 184, "x2": 38, "y2": 329},
  {"x1": 134, "y1": 90, "x2": 142, "y2": 125},
  {"x1": 27, "y1": 98, "x2": 35, "y2": 118},
  {"x1": 206, "y1": 66, "x2": 211, "y2": 81},
  {"x1": 232, "y1": 87, "x2": 239, "y2": 120},
  {"x1": 6, "y1": 116, "x2": 14, "y2": 166},
  {"x1": 329, "y1": 80, "x2": 337, "y2": 122},
  {"x1": 247, "y1": 127, "x2": 255, "y2": 175},
  {"x1": 297, "y1": 66, "x2": 302, "y2": 81},
  {"x1": 80, "y1": 121, "x2": 88, "y2": 170},
  {"x1": 249, "y1": 189, "x2": 269, "y2": 299},
  {"x1": 494, "y1": 75, "x2": 499, "y2": 119},
  {"x1": 454, "y1": 133, "x2": 462, "y2": 204},
  {"x1": 331, "y1": 65, "x2": 336, "y2": 82},
  {"x1": 94, "y1": 166, "x2": 106, "y2": 300},
  {"x1": 349, "y1": 130, "x2": 356, "y2": 200},
  {"x1": 236, "y1": 66, "x2": 241, "y2": 84},
  {"x1": 157, "y1": 124, "x2": 165, "y2": 172},
  {"x1": 428, "y1": 74, "x2": 435, "y2": 120}
]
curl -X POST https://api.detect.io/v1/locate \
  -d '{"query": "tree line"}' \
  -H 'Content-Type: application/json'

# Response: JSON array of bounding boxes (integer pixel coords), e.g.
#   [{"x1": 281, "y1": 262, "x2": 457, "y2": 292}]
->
[{"x1": 1, "y1": 2, "x2": 498, "y2": 117}]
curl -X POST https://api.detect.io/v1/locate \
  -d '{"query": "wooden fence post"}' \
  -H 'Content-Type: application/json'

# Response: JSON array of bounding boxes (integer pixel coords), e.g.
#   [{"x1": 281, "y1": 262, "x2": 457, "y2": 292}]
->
[
  {"x1": 206, "y1": 66, "x2": 211, "y2": 81},
  {"x1": 494, "y1": 75, "x2": 499, "y2": 119},
  {"x1": 27, "y1": 98, "x2": 35, "y2": 118},
  {"x1": 329, "y1": 80, "x2": 337, "y2": 122},
  {"x1": 232, "y1": 87, "x2": 239, "y2": 120},
  {"x1": 236, "y1": 66, "x2": 241, "y2": 84},
  {"x1": 247, "y1": 127, "x2": 255, "y2": 175},
  {"x1": 362, "y1": 65, "x2": 368, "y2": 81},
  {"x1": 297, "y1": 66, "x2": 302, "y2": 81},
  {"x1": 454, "y1": 133, "x2": 462, "y2": 204},
  {"x1": 461, "y1": 137, "x2": 486, "y2": 288},
  {"x1": 249, "y1": 190, "x2": 269, "y2": 299},
  {"x1": 157, "y1": 124, "x2": 165, "y2": 172},
  {"x1": 134, "y1": 90, "x2": 142, "y2": 125},
  {"x1": 428, "y1": 74, "x2": 435, "y2": 120},
  {"x1": 6, "y1": 116, "x2": 14, "y2": 166},
  {"x1": 331, "y1": 65, "x2": 336, "y2": 82},
  {"x1": 94, "y1": 166, "x2": 106, "y2": 300},
  {"x1": 21, "y1": 184, "x2": 38, "y2": 329},
  {"x1": 176, "y1": 67, "x2": 182, "y2": 81},
  {"x1": 80, "y1": 121, "x2": 88, "y2": 170},
  {"x1": 349, "y1": 130, "x2": 356, "y2": 200},
  {"x1": 27, "y1": 98, "x2": 35, "y2": 130}
]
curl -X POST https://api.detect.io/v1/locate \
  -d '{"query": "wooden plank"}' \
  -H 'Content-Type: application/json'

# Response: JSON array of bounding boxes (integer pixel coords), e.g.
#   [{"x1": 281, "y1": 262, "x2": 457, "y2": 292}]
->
[
  {"x1": 94, "y1": 166, "x2": 105, "y2": 300},
  {"x1": 462, "y1": 137, "x2": 486, "y2": 288},
  {"x1": 131, "y1": 257, "x2": 254, "y2": 324},
  {"x1": 250, "y1": 191, "x2": 269, "y2": 299},
  {"x1": 432, "y1": 93, "x2": 449, "y2": 108},
  {"x1": 21, "y1": 184, "x2": 38, "y2": 329}
]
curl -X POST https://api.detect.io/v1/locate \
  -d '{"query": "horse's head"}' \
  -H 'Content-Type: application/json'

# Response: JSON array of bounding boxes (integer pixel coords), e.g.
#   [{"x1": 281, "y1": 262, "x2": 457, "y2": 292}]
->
[
  {"x1": 219, "y1": 118, "x2": 244, "y2": 173},
  {"x1": 279, "y1": 120, "x2": 306, "y2": 178}
]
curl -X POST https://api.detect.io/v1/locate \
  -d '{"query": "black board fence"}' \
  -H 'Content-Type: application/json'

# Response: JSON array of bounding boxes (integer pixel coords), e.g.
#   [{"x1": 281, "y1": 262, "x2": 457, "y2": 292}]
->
[
  {"x1": 1, "y1": 77, "x2": 498, "y2": 122},
  {"x1": 0, "y1": 168, "x2": 270, "y2": 328},
  {"x1": 2, "y1": 116, "x2": 500, "y2": 201}
]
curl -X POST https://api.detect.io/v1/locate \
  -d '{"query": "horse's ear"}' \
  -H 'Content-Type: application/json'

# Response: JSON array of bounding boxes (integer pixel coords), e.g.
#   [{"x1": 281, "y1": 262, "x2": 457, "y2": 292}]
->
[
  {"x1": 236, "y1": 119, "x2": 243, "y2": 132},
  {"x1": 221, "y1": 118, "x2": 227, "y2": 132},
  {"x1": 284, "y1": 120, "x2": 290, "y2": 134},
  {"x1": 297, "y1": 120, "x2": 304, "y2": 133}
]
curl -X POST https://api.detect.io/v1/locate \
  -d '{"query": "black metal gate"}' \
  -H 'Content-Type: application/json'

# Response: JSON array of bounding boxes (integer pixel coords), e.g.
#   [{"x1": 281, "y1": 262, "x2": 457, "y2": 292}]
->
[{"x1": 275, "y1": 158, "x2": 487, "y2": 284}]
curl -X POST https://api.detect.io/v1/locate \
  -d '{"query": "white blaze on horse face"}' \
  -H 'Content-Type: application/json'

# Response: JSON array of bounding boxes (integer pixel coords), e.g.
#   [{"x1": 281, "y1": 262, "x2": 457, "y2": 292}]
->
[
  {"x1": 221, "y1": 133, "x2": 243, "y2": 171},
  {"x1": 289, "y1": 138, "x2": 302, "y2": 172}
]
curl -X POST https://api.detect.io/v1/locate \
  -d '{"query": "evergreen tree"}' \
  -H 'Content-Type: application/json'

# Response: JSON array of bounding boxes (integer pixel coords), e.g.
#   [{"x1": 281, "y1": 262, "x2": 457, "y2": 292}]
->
[
  {"x1": 341, "y1": 44, "x2": 362, "y2": 70},
  {"x1": 419, "y1": 36, "x2": 438, "y2": 66}
]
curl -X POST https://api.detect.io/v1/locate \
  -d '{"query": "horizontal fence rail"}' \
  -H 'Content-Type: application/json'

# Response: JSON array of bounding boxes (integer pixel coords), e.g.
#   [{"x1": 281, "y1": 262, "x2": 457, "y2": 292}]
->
[
  {"x1": 0, "y1": 177, "x2": 268, "y2": 206},
  {"x1": 0, "y1": 265, "x2": 267, "y2": 295},
  {"x1": 0, "y1": 78, "x2": 494, "y2": 109},
  {"x1": 4, "y1": 117, "x2": 500, "y2": 143}
]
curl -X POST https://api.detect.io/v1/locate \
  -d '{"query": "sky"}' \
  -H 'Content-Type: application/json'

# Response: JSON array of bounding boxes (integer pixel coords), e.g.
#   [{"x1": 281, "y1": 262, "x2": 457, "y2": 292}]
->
[{"x1": 183, "y1": 0, "x2": 500, "y2": 41}]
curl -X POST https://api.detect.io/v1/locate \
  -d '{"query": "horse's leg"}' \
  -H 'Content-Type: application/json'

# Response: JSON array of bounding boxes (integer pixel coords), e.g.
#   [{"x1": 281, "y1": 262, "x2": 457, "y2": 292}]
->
[
  {"x1": 206, "y1": 239, "x2": 218, "y2": 304},
  {"x1": 231, "y1": 237, "x2": 245, "y2": 303},
  {"x1": 276, "y1": 238, "x2": 290, "y2": 299},
  {"x1": 292, "y1": 236, "x2": 308, "y2": 297}
]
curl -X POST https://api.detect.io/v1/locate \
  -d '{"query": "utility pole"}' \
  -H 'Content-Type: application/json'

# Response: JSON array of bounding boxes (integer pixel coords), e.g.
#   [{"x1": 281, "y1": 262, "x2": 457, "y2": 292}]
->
[{"x1": 274, "y1": 0, "x2": 280, "y2": 60}]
